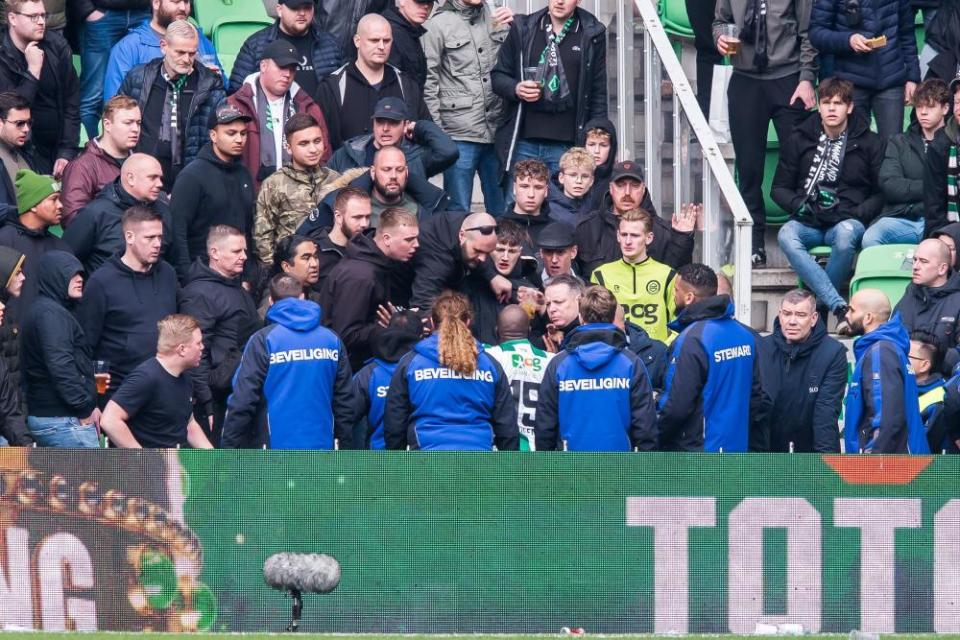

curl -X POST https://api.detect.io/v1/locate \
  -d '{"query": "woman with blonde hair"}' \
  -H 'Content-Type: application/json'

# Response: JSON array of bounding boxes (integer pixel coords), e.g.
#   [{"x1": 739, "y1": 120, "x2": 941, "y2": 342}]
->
[{"x1": 384, "y1": 291, "x2": 519, "y2": 451}]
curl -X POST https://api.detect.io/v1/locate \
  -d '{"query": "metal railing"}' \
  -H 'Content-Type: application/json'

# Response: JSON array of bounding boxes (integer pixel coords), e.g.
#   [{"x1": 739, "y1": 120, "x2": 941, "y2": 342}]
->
[{"x1": 501, "y1": 0, "x2": 754, "y2": 324}]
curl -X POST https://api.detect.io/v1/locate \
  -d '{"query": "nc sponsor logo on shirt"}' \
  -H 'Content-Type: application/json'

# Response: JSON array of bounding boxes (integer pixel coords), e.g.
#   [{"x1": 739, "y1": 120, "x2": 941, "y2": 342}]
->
[
  {"x1": 511, "y1": 353, "x2": 544, "y2": 372},
  {"x1": 558, "y1": 377, "x2": 630, "y2": 392},
  {"x1": 269, "y1": 347, "x2": 339, "y2": 365},
  {"x1": 376, "y1": 385, "x2": 389, "y2": 398},
  {"x1": 621, "y1": 303, "x2": 660, "y2": 325},
  {"x1": 413, "y1": 368, "x2": 495, "y2": 382},
  {"x1": 713, "y1": 344, "x2": 751, "y2": 363}
]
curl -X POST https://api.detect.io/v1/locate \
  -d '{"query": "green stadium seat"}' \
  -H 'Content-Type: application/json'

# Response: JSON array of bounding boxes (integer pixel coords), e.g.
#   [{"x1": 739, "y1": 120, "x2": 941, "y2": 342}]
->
[
  {"x1": 212, "y1": 17, "x2": 273, "y2": 77},
  {"x1": 849, "y1": 243, "x2": 916, "y2": 308},
  {"x1": 659, "y1": 0, "x2": 694, "y2": 38},
  {"x1": 193, "y1": 0, "x2": 268, "y2": 37}
]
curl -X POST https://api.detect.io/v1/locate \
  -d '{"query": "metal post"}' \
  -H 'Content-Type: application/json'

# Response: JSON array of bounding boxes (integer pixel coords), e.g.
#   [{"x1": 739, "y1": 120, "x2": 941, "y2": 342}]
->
[
  {"x1": 616, "y1": 0, "x2": 635, "y2": 161},
  {"x1": 734, "y1": 221, "x2": 753, "y2": 324},
  {"x1": 642, "y1": 27, "x2": 662, "y2": 214},
  {"x1": 702, "y1": 160, "x2": 720, "y2": 268}
]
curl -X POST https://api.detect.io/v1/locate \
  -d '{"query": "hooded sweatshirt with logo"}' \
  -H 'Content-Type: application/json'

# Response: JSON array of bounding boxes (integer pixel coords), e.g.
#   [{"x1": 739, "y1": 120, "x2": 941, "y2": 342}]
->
[
  {"x1": 657, "y1": 295, "x2": 770, "y2": 452},
  {"x1": 535, "y1": 323, "x2": 656, "y2": 452},
  {"x1": 77, "y1": 253, "x2": 179, "y2": 394},
  {"x1": 20, "y1": 251, "x2": 97, "y2": 418},
  {"x1": 221, "y1": 297, "x2": 355, "y2": 449},
  {"x1": 845, "y1": 313, "x2": 929, "y2": 454},
  {"x1": 384, "y1": 333, "x2": 519, "y2": 451}
]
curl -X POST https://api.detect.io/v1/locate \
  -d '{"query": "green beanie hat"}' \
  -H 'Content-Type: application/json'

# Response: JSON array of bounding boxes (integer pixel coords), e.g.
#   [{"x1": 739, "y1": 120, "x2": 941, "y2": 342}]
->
[{"x1": 15, "y1": 169, "x2": 60, "y2": 215}]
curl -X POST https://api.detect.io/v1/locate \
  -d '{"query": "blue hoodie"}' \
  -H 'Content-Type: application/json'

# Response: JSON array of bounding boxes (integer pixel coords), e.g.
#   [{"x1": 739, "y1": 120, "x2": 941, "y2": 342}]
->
[
  {"x1": 657, "y1": 295, "x2": 770, "y2": 452},
  {"x1": 844, "y1": 313, "x2": 930, "y2": 454},
  {"x1": 535, "y1": 323, "x2": 656, "y2": 451},
  {"x1": 221, "y1": 298, "x2": 355, "y2": 449},
  {"x1": 383, "y1": 334, "x2": 519, "y2": 451}
]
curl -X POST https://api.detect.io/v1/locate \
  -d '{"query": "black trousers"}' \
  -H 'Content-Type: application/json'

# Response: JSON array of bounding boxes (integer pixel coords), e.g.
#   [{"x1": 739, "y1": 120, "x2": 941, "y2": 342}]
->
[
  {"x1": 685, "y1": 0, "x2": 722, "y2": 114},
  {"x1": 728, "y1": 71, "x2": 807, "y2": 249}
]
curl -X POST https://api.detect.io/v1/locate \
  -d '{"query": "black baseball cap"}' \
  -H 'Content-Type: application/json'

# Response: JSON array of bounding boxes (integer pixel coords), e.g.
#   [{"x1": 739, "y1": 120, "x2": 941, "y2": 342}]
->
[
  {"x1": 277, "y1": 0, "x2": 314, "y2": 8},
  {"x1": 262, "y1": 40, "x2": 300, "y2": 68},
  {"x1": 610, "y1": 160, "x2": 645, "y2": 183},
  {"x1": 209, "y1": 102, "x2": 253, "y2": 129},
  {"x1": 373, "y1": 97, "x2": 409, "y2": 122},
  {"x1": 950, "y1": 75, "x2": 960, "y2": 95},
  {"x1": 538, "y1": 222, "x2": 576, "y2": 250}
]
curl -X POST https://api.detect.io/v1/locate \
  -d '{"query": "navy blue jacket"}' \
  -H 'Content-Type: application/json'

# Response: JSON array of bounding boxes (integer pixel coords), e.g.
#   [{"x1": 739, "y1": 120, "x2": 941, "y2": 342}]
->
[
  {"x1": 383, "y1": 334, "x2": 519, "y2": 451},
  {"x1": 624, "y1": 321, "x2": 668, "y2": 392},
  {"x1": 227, "y1": 21, "x2": 344, "y2": 95},
  {"x1": 119, "y1": 59, "x2": 226, "y2": 172},
  {"x1": 657, "y1": 295, "x2": 770, "y2": 452},
  {"x1": 535, "y1": 323, "x2": 657, "y2": 451},
  {"x1": 221, "y1": 297, "x2": 355, "y2": 449},
  {"x1": 352, "y1": 325, "x2": 420, "y2": 449},
  {"x1": 758, "y1": 317, "x2": 848, "y2": 452},
  {"x1": 844, "y1": 313, "x2": 930, "y2": 453},
  {"x1": 809, "y1": 0, "x2": 920, "y2": 90}
]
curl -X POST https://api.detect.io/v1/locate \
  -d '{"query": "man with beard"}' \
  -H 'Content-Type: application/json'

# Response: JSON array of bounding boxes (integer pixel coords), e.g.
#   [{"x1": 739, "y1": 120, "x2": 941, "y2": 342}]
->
[
  {"x1": 758, "y1": 289, "x2": 847, "y2": 453},
  {"x1": 229, "y1": 0, "x2": 342, "y2": 101},
  {"x1": 574, "y1": 161, "x2": 699, "y2": 275},
  {"x1": 657, "y1": 263, "x2": 769, "y2": 452},
  {"x1": 227, "y1": 40, "x2": 331, "y2": 191},
  {"x1": 0, "y1": 93, "x2": 37, "y2": 211},
  {"x1": 179, "y1": 225, "x2": 260, "y2": 445},
  {"x1": 64, "y1": 153, "x2": 178, "y2": 275},
  {"x1": 304, "y1": 187, "x2": 371, "y2": 286},
  {"x1": 320, "y1": 207, "x2": 419, "y2": 370},
  {"x1": 254, "y1": 113, "x2": 341, "y2": 264},
  {"x1": 327, "y1": 97, "x2": 458, "y2": 180},
  {"x1": 0, "y1": 0, "x2": 79, "y2": 176},
  {"x1": 170, "y1": 102, "x2": 255, "y2": 277},
  {"x1": 77, "y1": 206, "x2": 179, "y2": 398},
  {"x1": 843, "y1": 289, "x2": 929, "y2": 454},
  {"x1": 103, "y1": 0, "x2": 221, "y2": 102}
]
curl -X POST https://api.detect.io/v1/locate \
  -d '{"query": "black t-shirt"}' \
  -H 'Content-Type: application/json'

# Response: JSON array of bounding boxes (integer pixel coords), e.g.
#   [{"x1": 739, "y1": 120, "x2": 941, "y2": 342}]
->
[
  {"x1": 519, "y1": 16, "x2": 582, "y2": 144},
  {"x1": 111, "y1": 358, "x2": 193, "y2": 448},
  {"x1": 280, "y1": 32, "x2": 318, "y2": 99}
]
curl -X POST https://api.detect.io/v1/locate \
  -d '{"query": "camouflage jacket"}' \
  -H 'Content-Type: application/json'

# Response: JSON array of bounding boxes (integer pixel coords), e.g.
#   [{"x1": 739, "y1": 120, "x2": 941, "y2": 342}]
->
[{"x1": 253, "y1": 165, "x2": 345, "y2": 263}]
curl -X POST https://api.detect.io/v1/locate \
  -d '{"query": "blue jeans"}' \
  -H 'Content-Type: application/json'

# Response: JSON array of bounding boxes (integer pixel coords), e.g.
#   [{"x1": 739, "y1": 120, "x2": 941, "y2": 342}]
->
[
  {"x1": 862, "y1": 217, "x2": 924, "y2": 248},
  {"x1": 27, "y1": 416, "x2": 100, "y2": 448},
  {"x1": 512, "y1": 138, "x2": 570, "y2": 176},
  {"x1": 852, "y1": 85, "x2": 905, "y2": 140},
  {"x1": 79, "y1": 9, "x2": 150, "y2": 139},
  {"x1": 443, "y1": 141, "x2": 504, "y2": 215},
  {"x1": 778, "y1": 218, "x2": 865, "y2": 310},
  {"x1": 0, "y1": 434, "x2": 7, "y2": 446}
]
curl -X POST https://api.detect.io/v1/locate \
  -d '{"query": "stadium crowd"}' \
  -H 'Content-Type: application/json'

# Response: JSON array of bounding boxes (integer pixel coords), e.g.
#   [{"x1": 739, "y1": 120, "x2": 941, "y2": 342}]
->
[{"x1": 0, "y1": 0, "x2": 956, "y2": 454}]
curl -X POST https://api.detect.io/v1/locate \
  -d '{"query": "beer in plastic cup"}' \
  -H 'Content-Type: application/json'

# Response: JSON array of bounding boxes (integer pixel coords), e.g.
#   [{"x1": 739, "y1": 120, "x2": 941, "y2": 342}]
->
[
  {"x1": 723, "y1": 24, "x2": 741, "y2": 55},
  {"x1": 94, "y1": 360, "x2": 109, "y2": 395}
]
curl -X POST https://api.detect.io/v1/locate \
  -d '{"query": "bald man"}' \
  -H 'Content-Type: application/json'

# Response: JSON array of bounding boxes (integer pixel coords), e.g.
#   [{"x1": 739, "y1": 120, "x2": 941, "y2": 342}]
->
[
  {"x1": 317, "y1": 12, "x2": 430, "y2": 150},
  {"x1": 64, "y1": 153, "x2": 179, "y2": 274},
  {"x1": 844, "y1": 289, "x2": 930, "y2": 454},
  {"x1": 894, "y1": 238, "x2": 960, "y2": 373},
  {"x1": 409, "y1": 211, "x2": 512, "y2": 311},
  {"x1": 486, "y1": 304, "x2": 555, "y2": 451}
]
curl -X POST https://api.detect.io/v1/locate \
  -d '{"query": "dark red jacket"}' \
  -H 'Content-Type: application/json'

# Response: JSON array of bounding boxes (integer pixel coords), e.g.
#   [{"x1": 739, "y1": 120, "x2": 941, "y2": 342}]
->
[
  {"x1": 227, "y1": 75, "x2": 332, "y2": 192},
  {"x1": 60, "y1": 139, "x2": 123, "y2": 227}
]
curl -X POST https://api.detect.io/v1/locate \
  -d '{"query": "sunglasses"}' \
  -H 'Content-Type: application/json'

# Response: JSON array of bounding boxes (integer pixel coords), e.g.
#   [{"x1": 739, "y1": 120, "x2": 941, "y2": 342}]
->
[
  {"x1": 4, "y1": 118, "x2": 32, "y2": 129},
  {"x1": 465, "y1": 225, "x2": 498, "y2": 235}
]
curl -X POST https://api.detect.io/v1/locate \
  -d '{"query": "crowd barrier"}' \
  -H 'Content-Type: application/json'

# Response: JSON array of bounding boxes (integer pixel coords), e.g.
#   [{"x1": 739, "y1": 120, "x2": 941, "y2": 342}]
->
[{"x1": 1, "y1": 450, "x2": 958, "y2": 634}]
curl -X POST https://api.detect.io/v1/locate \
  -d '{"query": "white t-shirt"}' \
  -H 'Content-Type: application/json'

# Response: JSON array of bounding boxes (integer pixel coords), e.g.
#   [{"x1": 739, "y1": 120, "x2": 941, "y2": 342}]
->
[{"x1": 485, "y1": 339, "x2": 554, "y2": 451}]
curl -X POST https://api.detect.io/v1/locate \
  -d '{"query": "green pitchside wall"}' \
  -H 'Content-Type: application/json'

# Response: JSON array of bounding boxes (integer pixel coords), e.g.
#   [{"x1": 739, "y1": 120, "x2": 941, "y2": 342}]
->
[{"x1": 1, "y1": 450, "x2": 958, "y2": 634}]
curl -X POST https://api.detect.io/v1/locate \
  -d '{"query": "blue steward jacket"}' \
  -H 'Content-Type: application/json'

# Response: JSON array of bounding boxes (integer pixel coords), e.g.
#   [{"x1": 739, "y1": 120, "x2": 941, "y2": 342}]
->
[
  {"x1": 221, "y1": 297, "x2": 355, "y2": 449},
  {"x1": 657, "y1": 295, "x2": 771, "y2": 452},
  {"x1": 383, "y1": 334, "x2": 519, "y2": 451},
  {"x1": 844, "y1": 313, "x2": 930, "y2": 454},
  {"x1": 534, "y1": 323, "x2": 657, "y2": 451}
]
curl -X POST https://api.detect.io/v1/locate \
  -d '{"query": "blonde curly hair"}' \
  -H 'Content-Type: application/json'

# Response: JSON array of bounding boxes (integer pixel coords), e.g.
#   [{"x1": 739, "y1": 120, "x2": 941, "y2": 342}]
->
[{"x1": 432, "y1": 291, "x2": 477, "y2": 376}]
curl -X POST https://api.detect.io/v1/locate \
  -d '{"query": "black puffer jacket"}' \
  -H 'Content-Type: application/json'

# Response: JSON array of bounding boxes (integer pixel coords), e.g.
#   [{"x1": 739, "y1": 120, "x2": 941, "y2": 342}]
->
[
  {"x1": 119, "y1": 59, "x2": 225, "y2": 173},
  {"x1": 315, "y1": 0, "x2": 389, "y2": 54},
  {"x1": 878, "y1": 122, "x2": 926, "y2": 221},
  {"x1": 178, "y1": 260, "x2": 261, "y2": 415},
  {"x1": 20, "y1": 251, "x2": 97, "y2": 418},
  {"x1": 894, "y1": 270, "x2": 960, "y2": 364},
  {"x1": 491, "y1": 7, "x2": 607, "y2": 179},
  {"x1": 771, "y1": 109, "x2": 885, "y2": 228},
  {"x1": 0, "y1": 214, "x2": 71, "y2": 325},
  {"x1": 758, "y1": 317, "x2": 848, "y2": 452},
  {"x1": 170, "y1": 144, "x2": 255, "y2": 277},
  {"x1": 384, "y1": 5, "x2": 427, "y2": 88},
  {"x1": 63, "y1": 179, "x2": 178, "y2": 275}
]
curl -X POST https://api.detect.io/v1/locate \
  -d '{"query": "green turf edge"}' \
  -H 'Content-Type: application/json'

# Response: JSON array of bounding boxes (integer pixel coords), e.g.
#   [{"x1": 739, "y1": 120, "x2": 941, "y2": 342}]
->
[{"x1": 4, "y1": 635, "x2": 960, "y2": 640}]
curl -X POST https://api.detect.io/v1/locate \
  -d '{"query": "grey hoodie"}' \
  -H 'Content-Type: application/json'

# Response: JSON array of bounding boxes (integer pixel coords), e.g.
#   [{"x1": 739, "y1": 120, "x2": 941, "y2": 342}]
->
[{"x1": 713, "y1": 0, "x2": 818, "y2": 82}]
